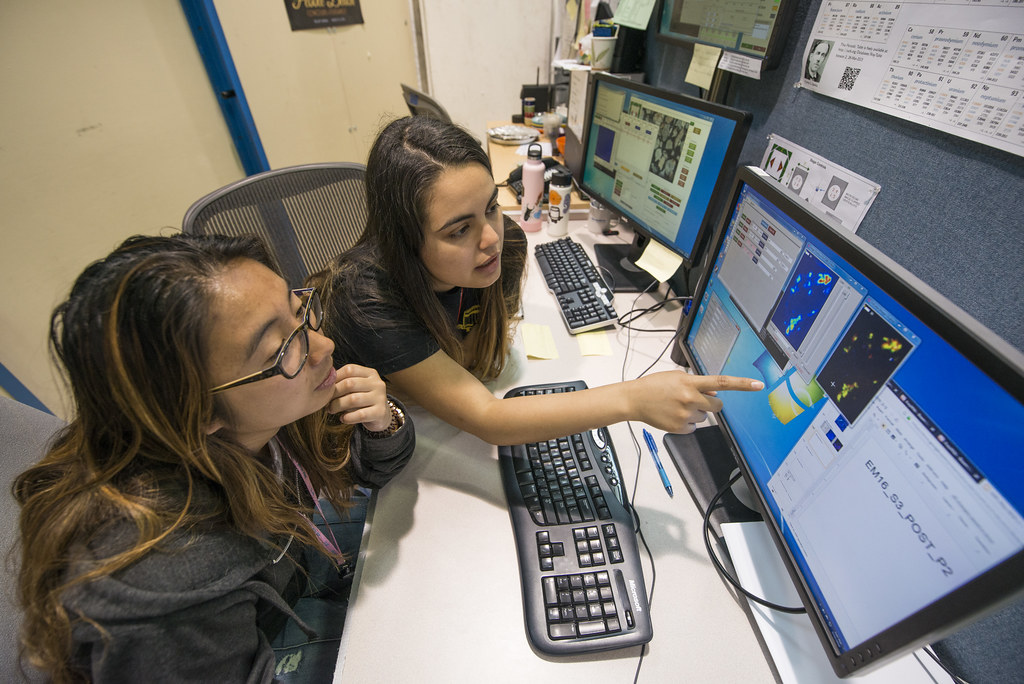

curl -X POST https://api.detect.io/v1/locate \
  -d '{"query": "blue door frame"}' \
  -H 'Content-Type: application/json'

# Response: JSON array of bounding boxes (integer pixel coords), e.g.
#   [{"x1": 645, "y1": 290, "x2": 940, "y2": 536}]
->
[{"x1": 179, "y1": 0, "x2": 270, "y2": 176}]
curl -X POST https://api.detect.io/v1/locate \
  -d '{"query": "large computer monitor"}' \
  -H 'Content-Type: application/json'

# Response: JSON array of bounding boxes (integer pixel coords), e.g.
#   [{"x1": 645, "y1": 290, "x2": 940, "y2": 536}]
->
[
  {"x1": 657, "y1": 0, "x2": 797, "y2": 72},
  {"x1": 670, "y1": 165, "x2": 1024, "y2": 677},
  {"x1": 578, "y1": 72, "x2": 750, "y2": 292}
]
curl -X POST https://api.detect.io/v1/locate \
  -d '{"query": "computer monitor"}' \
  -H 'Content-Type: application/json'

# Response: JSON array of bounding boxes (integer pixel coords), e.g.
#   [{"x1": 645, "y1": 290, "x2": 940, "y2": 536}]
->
[
  {"x1": 671, "y1": 165, "x2": 1024, "y2": 678},
  {"x1": 578, "y1": 72, "x2": 750, "y2": 293},
  {"x1": 400, "y1": 83, "x2": 452, "y2": 123},
  {"x1": 657, "y1": 0, "x2": 797, "y2": 72}
]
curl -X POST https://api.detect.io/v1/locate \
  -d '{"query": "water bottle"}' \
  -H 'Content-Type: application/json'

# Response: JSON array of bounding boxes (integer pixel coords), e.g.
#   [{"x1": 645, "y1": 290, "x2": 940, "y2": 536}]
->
[
  {"x1": 547, "y1": 171, "x2": 572, "y2": 237},
  {"x1": 520, "y1": 143, "x2": 545, "y2": 232}
]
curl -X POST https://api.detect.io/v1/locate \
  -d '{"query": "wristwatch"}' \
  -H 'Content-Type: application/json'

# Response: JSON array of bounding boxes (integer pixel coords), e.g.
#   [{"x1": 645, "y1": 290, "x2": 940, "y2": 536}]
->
[{"x1": 364, "y1": 400, "x2": 405, "y2": 438}]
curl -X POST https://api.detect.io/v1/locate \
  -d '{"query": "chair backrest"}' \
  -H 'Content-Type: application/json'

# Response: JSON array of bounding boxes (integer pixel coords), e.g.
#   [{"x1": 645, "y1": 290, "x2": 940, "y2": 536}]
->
[
  {"x1": 182, "y1": 162, "x2": 368, "y2": 288},
  {"x1": 400, "y1": 83, "x2": 453, "y2": 123},
  {"x1": 1, "y1": 397, "x2": 63, "y2": 681}
]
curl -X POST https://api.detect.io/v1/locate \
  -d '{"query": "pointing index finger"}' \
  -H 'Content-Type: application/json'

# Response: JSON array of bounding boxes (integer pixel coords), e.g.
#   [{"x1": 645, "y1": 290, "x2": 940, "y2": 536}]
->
[{"x1": 692, "y1": 375, "x2": 764, "y2": 393}]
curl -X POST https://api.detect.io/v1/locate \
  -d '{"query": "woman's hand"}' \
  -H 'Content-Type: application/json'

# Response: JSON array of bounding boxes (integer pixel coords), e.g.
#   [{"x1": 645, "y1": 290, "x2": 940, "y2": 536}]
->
[
  {"x1": 626, "y1": 371, "x2": 764, "y2": 434},
  {"x1": 326, "y1": 364, "x2": 391, "y2": 431}
]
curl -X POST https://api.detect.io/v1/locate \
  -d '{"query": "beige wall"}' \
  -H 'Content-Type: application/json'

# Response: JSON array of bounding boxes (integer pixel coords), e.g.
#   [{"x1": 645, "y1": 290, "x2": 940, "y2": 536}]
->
[
  {"x1": 0, "y1": 1, "x2": 418, "y2": 419},
  {"x1": 418, "y1": 0, "x2": 555, "y2": 142},
  {"x1": 0, "y1": 3, "x2": 243, "y2": 418},
  {"x1": 215, "y1": 0, "x2": 419, "y2": 167}
]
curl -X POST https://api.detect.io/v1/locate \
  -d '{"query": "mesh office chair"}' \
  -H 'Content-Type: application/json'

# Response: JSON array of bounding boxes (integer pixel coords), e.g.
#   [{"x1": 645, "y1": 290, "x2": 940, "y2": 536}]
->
[
  {"x1": 182, "y1": 162, "x2": 368, "y2": 288},
  {"x1": 2, "y1": 397, "x2": 62, "y2": 681}
]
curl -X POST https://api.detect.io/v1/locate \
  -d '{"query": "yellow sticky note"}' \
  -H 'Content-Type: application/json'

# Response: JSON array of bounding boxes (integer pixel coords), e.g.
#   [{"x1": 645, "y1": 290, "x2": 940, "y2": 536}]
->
[
  {"x1": 521, "y1": 323, "x2": 559, "y2": 359},
  {"x1": 576, "y1": 331, "x2": 613, "y2": 356},
  {"x1": 685, "y1": 44, "x2": 721, "y2": 90},
  {"x1": 635, "y1": 239, "x2": 684, "y2": 282}
]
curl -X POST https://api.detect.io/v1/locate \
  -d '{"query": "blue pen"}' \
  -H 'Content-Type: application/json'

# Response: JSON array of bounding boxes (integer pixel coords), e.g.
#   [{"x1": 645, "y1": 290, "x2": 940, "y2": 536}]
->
[{"x1": 642, "y1": 429, "x2": 673, "y2": 497}]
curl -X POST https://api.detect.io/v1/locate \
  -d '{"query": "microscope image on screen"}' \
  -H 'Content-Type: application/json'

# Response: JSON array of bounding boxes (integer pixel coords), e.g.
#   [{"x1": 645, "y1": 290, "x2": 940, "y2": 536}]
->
[
  {"x1": 642, "y1": 108, "x2": 690, "y2": 183},
  {"x1": 816, "y1": 303, "x2": 914, "y2": 424},
  {"x1": 769, "y1": 250, "x2": 838, "y2": 352}
]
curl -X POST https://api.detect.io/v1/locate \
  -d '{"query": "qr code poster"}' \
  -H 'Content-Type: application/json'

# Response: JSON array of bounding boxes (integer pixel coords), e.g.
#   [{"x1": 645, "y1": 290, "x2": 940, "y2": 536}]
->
[
  {"x1": 799, "y1": 0, "x2": 1024, "y2": 158},
  {"x1": 759, "y1": 134, "x2": 881, "y2": 233}
]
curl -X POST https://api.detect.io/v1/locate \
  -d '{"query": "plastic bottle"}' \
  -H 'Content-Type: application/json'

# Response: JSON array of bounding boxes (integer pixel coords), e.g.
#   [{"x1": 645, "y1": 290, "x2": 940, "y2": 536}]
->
[
  {"x1": 519, "y1": 143, "x2": 545, "y2": 232},
  {"x1": 546, "y1": 170, "x2": 572, "y2": 237}
]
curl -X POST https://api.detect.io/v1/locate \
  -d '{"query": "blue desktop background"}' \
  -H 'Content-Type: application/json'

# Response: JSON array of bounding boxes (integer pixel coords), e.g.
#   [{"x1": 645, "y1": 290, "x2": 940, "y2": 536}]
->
[{"x1": 686, "y1": 182, "x2": 1024, "y2": 649}]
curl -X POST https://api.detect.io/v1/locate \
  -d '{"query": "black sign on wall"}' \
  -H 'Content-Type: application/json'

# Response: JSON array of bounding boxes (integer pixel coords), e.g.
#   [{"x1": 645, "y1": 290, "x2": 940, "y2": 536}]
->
[{"x1": 285, "y1": 0, "x2": 364, "y2": 31}]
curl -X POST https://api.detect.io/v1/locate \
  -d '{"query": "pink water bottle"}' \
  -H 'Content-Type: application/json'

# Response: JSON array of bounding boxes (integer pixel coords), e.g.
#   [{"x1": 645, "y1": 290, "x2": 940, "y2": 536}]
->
[{"x1": 520, "y1": 143, "x2": 545, "y2": 232}]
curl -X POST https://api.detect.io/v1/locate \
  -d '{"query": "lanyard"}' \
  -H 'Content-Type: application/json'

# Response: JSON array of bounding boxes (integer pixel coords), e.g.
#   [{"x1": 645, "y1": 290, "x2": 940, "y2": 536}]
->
[{"x1": 280, "y1": 442, "x2": 345, "y2": 562}]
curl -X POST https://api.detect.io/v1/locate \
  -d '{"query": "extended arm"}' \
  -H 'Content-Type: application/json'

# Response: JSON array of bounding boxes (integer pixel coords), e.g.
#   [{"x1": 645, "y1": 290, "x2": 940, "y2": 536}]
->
[{"x1": 388, "y1": 350, "x2": 762, "y2": 445}]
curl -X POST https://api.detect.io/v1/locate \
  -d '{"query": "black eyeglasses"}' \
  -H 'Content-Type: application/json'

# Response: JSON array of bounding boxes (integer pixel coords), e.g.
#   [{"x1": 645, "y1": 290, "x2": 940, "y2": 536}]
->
[{"x1": 210, "y1": 288, "x2": 323, "y2": 394}]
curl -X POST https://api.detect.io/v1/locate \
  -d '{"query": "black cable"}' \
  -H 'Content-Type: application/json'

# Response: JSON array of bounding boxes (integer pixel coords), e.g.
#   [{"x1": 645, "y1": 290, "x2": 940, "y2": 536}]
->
[
  {"x1": 616, "y1": 295, "x2": 692, "y2": 332},
  {"x1": 619, "y1": 285, "x2": 660, "y2": 684},
  {"x1": 924, "y1": 645, "x2": 970, "y2": 684},
  {"x1": 702, "y1": 471, "x2": 807, "y2": 614}
]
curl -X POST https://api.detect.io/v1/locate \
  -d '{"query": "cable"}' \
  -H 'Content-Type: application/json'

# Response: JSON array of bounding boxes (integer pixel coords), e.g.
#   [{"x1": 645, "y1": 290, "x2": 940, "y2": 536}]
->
[
  {"x1": 616, "y1": 295, "x2": 692, "y2": 333},
  {"x1": 618, "y1": 284, "x2": 660, "y2": 683},
  {"x1": 923, "y1": 645, "x2": 970, "y2": 684},
  {"x1": 702, "y1": 471, "x2": 807, "y2": 614}
]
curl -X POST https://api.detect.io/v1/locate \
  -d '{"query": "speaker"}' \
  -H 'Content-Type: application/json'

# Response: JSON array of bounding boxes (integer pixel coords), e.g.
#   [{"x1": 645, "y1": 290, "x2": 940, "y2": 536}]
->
[{"x1": 611, "y1": 26, "x2": 646, "y2": 74}]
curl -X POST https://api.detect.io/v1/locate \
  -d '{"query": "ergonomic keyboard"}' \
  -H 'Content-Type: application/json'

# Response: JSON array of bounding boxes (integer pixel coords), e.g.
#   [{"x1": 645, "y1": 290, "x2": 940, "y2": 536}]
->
[
  {"x1": 534, "y1": 238, "x2": 617, "y2": 334},
  {"x1": 498, "y1": 381, "x2": 653, "y2": 655}
]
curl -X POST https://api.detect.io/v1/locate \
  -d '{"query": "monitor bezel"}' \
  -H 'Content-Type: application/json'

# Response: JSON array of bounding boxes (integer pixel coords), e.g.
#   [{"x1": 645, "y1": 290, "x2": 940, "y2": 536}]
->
[
  {"x1": 676, "y1": 165, "x2": 1024, "y2": 678},
  {"x1": 400, "y1": 83, "x2": 452, "y2": 123},
  {"x1": 577, "y1": 72, "x2": 751, "y2": 271},
  {"x1": 655, "y1": 0, "x2": 798, "y2": 72}
]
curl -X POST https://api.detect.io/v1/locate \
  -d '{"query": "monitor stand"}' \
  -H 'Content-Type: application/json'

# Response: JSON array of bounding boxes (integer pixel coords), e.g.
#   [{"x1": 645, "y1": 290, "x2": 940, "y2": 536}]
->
[
  {"x1": 662, "y1": 427, "x2": 762, "y2": 538},
  {"x1": 593, "y1": 243, "x2": 657, "y2": 293}
]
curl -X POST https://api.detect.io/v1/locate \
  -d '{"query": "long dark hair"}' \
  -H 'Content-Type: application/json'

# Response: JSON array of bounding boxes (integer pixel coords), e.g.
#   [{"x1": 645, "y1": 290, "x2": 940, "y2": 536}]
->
[
  {"x1": 13, "y1": 233, "x2": 355, "y2": 682},
  {"x1": 311, "y1": 116, "x2": 527, "y2": 380}
]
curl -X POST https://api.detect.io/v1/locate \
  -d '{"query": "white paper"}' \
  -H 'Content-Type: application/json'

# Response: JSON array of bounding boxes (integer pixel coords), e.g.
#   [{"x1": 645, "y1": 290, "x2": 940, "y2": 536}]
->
[
  {"x1": 800, "y1": 0, "x2": 1024, "y2": 157},
  {"x1": 758, "y1": 134, "x2": 881, "y2": 233},
  {"x1": 719, "y1": 51, "x2": 763, "y2": 80},
  {"x1": 567, "y1": 68, "x2": 591, "y2": 142},
  {"x1": 613, "y1": 0, "x2": 658, "y2": 30}
]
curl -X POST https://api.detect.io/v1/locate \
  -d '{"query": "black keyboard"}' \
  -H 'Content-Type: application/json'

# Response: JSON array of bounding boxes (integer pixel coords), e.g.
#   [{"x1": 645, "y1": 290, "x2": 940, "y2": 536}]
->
[
  {"x1": 534, "y1": 238, "x2": 617, "y2": 334},
  {"x1": 498, "y1": 381, "x2": 653, "y2": 655}
]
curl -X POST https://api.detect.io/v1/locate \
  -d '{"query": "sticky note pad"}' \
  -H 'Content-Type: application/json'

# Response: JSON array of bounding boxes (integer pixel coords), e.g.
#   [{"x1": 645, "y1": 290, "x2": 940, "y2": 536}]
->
[
  {"x1": 685, "y1": 44, "x2": 721, "y2": 90},
  {"x1": 577, "y1": 331, "x2": 613, "y2": 356},
  {"x1": 521, "y1": 323, "x2": 559, "y2": 359},
  {"x1": 635, "y1": 239, "x2": 684, "y2": 282}
]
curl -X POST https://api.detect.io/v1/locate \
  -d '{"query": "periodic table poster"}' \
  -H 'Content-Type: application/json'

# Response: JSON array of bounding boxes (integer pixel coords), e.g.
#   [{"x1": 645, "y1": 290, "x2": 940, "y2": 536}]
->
[{"x1": 799, "y1": 1, "x2": 1024, "y2": 157}]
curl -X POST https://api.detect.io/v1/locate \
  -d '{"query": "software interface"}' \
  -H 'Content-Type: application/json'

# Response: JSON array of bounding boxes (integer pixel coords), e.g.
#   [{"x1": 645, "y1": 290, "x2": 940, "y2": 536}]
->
[
  {"x1": 581, "y1": 79, "x2": 740, "y2": 261},
  {"x1": 661, "y1": 0, "x2": 783, "y2": 59},
  {"x1": 686, "y1": 180, "x2": 1024, "y2": 653}
]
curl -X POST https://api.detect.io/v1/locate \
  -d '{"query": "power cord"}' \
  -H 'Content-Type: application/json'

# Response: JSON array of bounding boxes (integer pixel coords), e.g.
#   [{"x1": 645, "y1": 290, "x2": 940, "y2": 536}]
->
[
  {"x1": 703, "y1": 471, "x2": 806, "y2": 614},
  {"x1": 923, "y1": 645, "x2": 970, "y2": 684}
]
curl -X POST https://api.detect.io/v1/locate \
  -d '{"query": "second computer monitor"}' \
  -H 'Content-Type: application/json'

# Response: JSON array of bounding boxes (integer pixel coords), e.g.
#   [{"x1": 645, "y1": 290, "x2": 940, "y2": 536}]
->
[{"x1": 579, "y1": 73, "x2": 750, "y2": 290}]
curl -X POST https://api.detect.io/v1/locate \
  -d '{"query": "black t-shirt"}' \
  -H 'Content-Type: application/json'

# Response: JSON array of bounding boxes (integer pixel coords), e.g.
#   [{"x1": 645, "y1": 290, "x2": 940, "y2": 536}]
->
[{"x1": 332, "y1": 265, "x2": 481, "y2": 377}]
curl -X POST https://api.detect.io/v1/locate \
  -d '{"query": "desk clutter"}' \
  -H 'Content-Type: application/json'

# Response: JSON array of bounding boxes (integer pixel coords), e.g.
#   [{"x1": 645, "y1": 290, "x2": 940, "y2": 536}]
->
[{"x1": 498, "y1": 381, "x2": 654, "y2": 654}]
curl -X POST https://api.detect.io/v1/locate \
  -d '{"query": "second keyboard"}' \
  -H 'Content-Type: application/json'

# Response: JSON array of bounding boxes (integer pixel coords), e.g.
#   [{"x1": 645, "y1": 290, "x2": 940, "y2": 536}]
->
[{"x1": 534, "y1": 238, "x2": 617, "y2": 334}]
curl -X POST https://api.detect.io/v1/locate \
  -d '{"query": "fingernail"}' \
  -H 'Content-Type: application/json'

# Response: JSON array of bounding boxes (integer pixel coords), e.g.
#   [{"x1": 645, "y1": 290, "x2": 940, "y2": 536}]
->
[{"x1": 751, "y1": 381, "x2": 764, "y2": 390}]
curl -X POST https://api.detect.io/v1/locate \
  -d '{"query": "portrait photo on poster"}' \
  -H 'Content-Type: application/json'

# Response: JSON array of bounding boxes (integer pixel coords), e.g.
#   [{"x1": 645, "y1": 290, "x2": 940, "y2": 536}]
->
[{"x1": 804, "y1": 39, "x2": 833, "y2": 83}]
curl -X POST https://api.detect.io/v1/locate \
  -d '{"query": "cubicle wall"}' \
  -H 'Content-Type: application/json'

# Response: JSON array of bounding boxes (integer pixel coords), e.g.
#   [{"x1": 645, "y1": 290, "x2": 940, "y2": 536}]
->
[{"x1": 646, "y1": 0, "x2": 1024, "y2": 352}]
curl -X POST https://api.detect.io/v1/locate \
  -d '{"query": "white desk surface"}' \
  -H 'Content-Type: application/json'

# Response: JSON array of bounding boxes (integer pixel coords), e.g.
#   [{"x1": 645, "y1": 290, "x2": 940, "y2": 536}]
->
[{"x1": 333, "y1": 218, "x2": 777, "y2": 683}]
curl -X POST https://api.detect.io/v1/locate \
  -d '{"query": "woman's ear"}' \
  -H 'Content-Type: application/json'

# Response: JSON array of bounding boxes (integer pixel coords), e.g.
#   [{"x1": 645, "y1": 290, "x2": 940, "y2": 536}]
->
[{"x1": 205, "y1": 417, "x2": 225, "y2": 435}]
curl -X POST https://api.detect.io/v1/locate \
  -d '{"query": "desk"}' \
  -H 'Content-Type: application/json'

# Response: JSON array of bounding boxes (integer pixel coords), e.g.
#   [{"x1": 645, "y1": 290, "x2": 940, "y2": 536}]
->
[
  {"x1": 332, "y1": 218, "x2": 778, "y2": 682},
  {"x1": 487, "y1": 120, "x2": 590, "y2": 216}
]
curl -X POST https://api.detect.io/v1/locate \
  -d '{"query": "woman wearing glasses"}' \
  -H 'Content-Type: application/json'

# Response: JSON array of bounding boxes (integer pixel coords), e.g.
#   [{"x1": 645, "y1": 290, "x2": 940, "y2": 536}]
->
[{"x1": 13, "y1": 233, "x2": 413, "y2": 683}]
